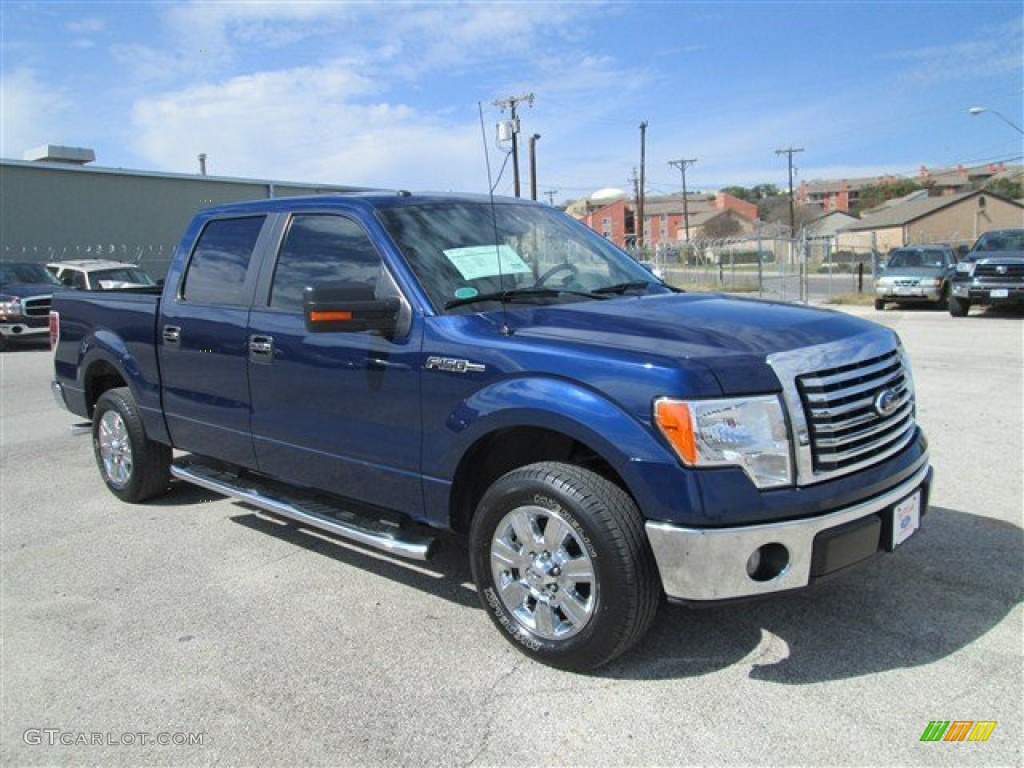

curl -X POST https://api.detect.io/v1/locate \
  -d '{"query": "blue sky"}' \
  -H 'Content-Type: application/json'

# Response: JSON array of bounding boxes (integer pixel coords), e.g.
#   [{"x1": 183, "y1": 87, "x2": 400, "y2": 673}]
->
[{"x1": 2, "y1": 1, "x2": 1021, "y2": 203}]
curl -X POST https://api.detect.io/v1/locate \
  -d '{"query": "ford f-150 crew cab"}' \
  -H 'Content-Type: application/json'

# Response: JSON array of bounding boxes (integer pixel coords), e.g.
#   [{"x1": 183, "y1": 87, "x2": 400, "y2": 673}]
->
[{"x1": 51, "y1": 192, "x2": 932, "y2": 670}]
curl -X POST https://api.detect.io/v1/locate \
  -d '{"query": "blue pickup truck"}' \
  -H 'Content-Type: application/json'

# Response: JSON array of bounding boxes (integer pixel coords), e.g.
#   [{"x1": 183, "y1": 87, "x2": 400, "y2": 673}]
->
[{"x1": 52, "y1": 192, "x2": 932, "y2": 670}]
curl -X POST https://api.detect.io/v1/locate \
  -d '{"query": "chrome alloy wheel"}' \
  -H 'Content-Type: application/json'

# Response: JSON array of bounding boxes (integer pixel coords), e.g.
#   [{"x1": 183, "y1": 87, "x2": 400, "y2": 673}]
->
[
  {"x1": 489, "y1": 505, "x2": 597, "y2": 641},
  {"x1": 96, "y1": 410, "x2": 133, "y2": 488}
]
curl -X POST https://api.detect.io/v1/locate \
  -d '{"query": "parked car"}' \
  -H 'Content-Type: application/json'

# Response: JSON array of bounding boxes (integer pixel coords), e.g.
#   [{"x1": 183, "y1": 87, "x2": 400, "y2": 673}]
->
[
  {"x1": 874, "y1": 244, "x2": 957, "y2": 310},
  {"x1": 47, "y1": 260, "x2": 157, "y2": 291},
  {"x1": 52, "y1": 192, "x2": 931, "y2": 670},
  {"x1": 0, "y1": 262, "x2": 62, "y2": 350},
  {"x1": 949, "y1": 228, "x2": 1024, "y2": 317}
]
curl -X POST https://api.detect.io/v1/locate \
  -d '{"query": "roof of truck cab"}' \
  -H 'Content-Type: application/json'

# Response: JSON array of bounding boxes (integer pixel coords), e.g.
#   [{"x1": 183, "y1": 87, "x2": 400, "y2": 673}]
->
[{"x1": 199, "y1": 191, "x2": 540, "y2": 216}]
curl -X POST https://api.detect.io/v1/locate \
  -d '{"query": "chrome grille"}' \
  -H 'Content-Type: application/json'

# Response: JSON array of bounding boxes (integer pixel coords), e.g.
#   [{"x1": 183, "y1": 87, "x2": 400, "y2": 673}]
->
[
  {"x1": 796, "y1": 349, "x2": 915, "y2": 475},
  {"x1": 22, "y1": 296, "x2": 52, "y2": 317},
  {"x1": 974, "y1": 262, "x2": 1024, "y2": 280}
]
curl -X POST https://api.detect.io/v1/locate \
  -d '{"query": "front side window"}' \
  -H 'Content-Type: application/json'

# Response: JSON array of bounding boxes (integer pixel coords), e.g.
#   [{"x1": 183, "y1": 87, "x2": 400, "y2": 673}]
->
[
  {"x1": 183, "y1": 216, "x2": 264, "y2": 305},
  {"x1": 269, "y1": 215, "x2": 382, "y2": 311}
]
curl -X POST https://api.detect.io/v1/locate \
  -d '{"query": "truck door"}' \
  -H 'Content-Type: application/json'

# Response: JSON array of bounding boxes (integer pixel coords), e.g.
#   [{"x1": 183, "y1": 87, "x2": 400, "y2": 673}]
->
[
  {"x1": 159, "y1": 215, "x2": 267, "y2": 469},
  {"x1": 246, "y1": 213, "x2": 423, "y2": 518}
]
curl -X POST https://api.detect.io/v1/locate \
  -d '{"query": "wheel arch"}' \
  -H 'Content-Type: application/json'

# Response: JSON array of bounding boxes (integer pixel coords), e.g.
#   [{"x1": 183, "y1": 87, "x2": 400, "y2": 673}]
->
[
  {"x1": 82, "y1": 356, "x2": 127, "y2": 417},
  {"x1": 448, "y1": 425, "x2": 629, "y2": 534}
]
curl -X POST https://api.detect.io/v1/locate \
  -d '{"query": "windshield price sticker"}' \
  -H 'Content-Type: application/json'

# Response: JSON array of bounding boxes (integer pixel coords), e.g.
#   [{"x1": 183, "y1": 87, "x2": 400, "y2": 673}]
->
[
  {"x1": 892, "y1": 491, "x2": 920, "y2": 548},
  {"x1": 443, "y1": 245, "x2": 532, "y2": 281}
]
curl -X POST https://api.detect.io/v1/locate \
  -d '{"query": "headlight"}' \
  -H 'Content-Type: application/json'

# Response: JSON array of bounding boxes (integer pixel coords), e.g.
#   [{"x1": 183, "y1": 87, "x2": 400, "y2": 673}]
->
[
  {"x1": 0, "y1": 298, "x2": 21, "y2": 319},
  {"x1": 955, "y1": 261, "x2": 975, "y2": 276},
  {"x1": 654, "y1": 395, "x2": 793, "y2": 489}
]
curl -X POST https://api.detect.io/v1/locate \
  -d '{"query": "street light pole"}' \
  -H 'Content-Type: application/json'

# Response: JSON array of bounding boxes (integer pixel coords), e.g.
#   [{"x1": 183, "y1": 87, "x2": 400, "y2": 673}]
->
[{"x1": 968, "y1": 106, "x2": 1024, "y2": 135}]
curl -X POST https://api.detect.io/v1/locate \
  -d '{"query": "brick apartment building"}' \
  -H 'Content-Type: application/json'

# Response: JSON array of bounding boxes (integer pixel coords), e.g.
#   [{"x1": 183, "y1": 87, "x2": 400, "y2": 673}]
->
[
  {"x1": 797, "y1": 163, "x2": 1018, "y2": 214},
  {"x1": 574, "y1": 192, "x2": 758, "y2": 249}
]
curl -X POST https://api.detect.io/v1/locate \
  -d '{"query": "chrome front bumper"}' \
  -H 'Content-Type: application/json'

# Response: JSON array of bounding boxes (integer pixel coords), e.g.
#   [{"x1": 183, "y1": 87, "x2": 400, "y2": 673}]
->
[
  {"x1": 0, "y1": 323, "x2": 49, "y2": 339},
  {"x1": 645, "y1": 460, "x2": 931, "y2": 602}
]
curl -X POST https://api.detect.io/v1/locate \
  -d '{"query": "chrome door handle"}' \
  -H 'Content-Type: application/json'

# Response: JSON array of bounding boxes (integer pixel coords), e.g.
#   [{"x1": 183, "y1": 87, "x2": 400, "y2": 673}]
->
[
  {"x1": 162, "y1": 325, "x2": 181, "y2": 347},
  {"x1": 249, "y1": 335, "x2": 274, "y2": 363}
]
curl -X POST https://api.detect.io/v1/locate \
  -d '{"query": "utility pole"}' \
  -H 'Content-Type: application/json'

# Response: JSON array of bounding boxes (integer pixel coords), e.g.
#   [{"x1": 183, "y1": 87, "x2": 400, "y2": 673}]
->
[
  {"x1": 544, "y1": 189, "x2": 558, "y2": 206},
  {"x1": 493, "y1": 93, "x2": 534, "y2": 197},
  {"x1": 638, "y1": 121, "x2": 648, "y2": 248},
  {"x1": 668, "y1": 158, "x2": 697, "y2": 241},
  {"x1": 528, "y1": 134, "x2": 541, "y2": 201},
  {"x1": 775, "y1": 146, "x2": 804, "y2": 236}
]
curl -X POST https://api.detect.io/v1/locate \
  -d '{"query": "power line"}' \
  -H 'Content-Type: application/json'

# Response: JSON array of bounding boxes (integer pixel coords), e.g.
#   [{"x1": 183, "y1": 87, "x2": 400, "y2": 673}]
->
[
  {"x1": 493, "y1": 92, "x2": 534, "y2": 198},
  {"x1": 775, "y1": 146, "x2": 804, "y2": 235},
  {"x1": 668, "y1": 158, "x2": 697, "y2": 240}
]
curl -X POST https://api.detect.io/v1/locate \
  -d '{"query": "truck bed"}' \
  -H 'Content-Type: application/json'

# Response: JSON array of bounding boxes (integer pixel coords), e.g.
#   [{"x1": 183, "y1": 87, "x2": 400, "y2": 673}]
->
[{"x1": 52, "y1": 287, "x2": 166, "y2": 439}]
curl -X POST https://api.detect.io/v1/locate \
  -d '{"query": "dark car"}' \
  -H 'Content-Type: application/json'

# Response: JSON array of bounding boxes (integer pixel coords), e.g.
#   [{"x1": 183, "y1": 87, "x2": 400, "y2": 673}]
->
[
  {"x1": 874, "y1": 245, "x2": 957, "y2": 310},
  {"x1": 0, "y1": 262, "x2": 62, "y2": 350},
  {"x1": 949, "y1": 228, "x2": 1024, "y2": 317}
]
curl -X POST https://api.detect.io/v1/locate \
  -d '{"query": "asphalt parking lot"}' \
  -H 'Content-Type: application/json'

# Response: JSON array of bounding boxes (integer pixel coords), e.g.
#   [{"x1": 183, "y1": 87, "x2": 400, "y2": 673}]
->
[{"x1": 1, "y1": 304, "x2": 1021, "y2": 766}]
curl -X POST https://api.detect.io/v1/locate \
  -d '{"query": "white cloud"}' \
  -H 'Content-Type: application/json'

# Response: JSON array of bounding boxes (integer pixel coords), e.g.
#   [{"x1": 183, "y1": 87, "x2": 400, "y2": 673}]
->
[
  {"x1": 0, "y1": 69, "x2": 72, "y2": 158},
  {"x1": 129, "y1": 63, "x2": 485, "y2": 190}
]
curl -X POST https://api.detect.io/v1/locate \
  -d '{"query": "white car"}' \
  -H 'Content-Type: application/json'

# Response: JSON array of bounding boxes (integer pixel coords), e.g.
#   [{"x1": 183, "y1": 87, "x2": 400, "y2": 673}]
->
[{"x1": 46, "y1": 260, "x2": 157, "y2": 291}]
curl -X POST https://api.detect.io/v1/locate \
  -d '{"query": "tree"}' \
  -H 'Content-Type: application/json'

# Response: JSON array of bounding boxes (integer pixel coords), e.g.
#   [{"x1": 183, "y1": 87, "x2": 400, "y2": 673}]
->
[
  {"x1": 720, "y1": 186, "x2": 752, "y2": 202},
  {"x1": 986, "y1": 177, "x2": 1023, "y2": 200}
]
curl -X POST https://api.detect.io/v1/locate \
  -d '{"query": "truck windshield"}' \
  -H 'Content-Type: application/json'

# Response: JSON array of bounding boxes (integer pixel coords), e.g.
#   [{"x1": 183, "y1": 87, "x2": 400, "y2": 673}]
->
[
  {"x1": 0, "y1": 263, "x2": 61, "y2": 288},
  {"x1": 376, "y1": 201, "x2": 670, "y2": 313}
]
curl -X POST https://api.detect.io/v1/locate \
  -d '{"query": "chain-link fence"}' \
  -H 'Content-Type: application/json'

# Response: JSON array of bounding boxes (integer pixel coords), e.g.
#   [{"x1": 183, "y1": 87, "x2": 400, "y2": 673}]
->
[{"x1": 628, "y1": 234, "x2": 880, "y2": 304}]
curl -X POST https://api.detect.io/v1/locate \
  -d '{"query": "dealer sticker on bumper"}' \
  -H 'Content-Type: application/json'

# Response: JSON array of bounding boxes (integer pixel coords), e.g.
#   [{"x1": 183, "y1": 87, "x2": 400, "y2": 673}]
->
[{"x1": 892, "y1": 491, "x2": 921, "y2": 548}]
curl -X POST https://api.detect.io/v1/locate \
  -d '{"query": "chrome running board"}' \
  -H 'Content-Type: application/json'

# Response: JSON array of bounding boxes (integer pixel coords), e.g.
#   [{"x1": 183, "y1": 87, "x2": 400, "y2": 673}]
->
[{"x1": 170, "y1": 461, "x2": 437, "y2": 561}]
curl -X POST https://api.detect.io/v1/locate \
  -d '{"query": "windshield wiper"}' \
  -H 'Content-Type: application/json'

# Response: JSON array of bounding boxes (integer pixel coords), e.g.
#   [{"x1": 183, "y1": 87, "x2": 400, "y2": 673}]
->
[
  {"x1": 444, "y1": 287, "x2": 608, "y2": 310},
  {"x1": 593, "y1": 281, "x2": 653, "y2": 295}
]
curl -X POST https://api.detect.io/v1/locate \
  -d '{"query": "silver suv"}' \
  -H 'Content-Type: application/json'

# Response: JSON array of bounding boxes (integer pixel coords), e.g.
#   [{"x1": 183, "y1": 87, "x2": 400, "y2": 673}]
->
[{"x1": 874, "y1": 245, "x2": 957, "y2": 310}]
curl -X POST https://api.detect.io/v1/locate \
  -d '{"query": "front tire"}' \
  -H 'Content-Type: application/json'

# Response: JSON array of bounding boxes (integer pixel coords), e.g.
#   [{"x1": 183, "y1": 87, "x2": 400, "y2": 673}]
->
[
  {"x1": 93, "y1": 387, "x2": 171, "y2": 502},
  {"x1": 874, "y1": 299, "x2": 885, "y2": 310},
  {"x1": 949, "y1": 295, "x2": 970, "y2": 317},
  {"x1": 469, "y1": 462, "x2": 660, "y2": 671}
]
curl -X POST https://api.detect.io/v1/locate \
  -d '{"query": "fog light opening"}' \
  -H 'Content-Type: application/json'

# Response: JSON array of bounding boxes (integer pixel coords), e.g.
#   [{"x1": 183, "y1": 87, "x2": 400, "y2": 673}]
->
[{"x1": 746, "y1": 543, "x2": 790, "y2": 582}]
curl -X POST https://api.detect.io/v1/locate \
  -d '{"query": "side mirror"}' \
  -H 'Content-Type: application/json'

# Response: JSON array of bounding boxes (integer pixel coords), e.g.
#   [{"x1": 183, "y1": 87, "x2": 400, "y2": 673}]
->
[{"x1": 303, "y1": 283, "x2": 400, "y2": 335}]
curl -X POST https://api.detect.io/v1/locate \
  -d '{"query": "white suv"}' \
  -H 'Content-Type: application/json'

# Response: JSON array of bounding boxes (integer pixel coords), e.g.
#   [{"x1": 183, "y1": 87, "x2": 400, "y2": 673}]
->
[{"x1": 47, "y1": 260, "x2": 157, "y2": 291}]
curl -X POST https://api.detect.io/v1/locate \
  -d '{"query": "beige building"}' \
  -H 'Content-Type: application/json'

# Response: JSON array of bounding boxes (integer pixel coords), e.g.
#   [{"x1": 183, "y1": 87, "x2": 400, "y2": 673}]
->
[{"x1": 836, "y1": 190, "x2": 1024, "y2": 253}]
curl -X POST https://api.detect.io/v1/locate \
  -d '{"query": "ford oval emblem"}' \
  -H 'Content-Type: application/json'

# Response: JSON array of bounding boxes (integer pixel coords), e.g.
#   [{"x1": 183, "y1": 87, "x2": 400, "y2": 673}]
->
[{"x1": 873, "y1": 388, "x2": 900, "y2": 417}]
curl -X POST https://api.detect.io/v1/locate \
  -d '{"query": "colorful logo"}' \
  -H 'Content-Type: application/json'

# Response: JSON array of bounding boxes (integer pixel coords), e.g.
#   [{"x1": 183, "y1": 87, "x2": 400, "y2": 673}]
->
[{"x1": 920, "y1": 721, "x2": 997, "y2": 742}]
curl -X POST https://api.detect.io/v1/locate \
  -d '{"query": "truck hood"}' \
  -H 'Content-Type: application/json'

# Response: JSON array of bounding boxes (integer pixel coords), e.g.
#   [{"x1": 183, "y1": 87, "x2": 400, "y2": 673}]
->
[
  {"x1": 879, "y1": 267, "x2": 945, "y2": 279},
  {"x1": 506, "y1": 292, "x2": 890, "y2": 395},
  {"x1": 0, "y1": 281, "x2": 61, "y2": 297}
]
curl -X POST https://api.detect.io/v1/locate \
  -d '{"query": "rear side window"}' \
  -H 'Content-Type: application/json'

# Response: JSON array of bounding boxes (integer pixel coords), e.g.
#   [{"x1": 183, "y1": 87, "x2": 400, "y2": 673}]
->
[
  {"x1": 183, "y1": 216, "x2": 265, "y2": 305},
  {"x1": 269, "y1": 214, "x2": 382, "y2": 311}
]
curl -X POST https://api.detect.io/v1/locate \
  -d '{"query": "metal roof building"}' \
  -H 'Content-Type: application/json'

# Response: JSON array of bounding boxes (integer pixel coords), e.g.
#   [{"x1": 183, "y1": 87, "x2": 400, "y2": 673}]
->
[{"x1": 1, "y1": 147, "x2": 364, "y2": 277}]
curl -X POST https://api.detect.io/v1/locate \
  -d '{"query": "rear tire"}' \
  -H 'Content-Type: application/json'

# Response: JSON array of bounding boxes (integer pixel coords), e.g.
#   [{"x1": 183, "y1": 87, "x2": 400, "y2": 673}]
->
[
  {"x1": 949, "y1": 295, "x2": 970, "y2": 317},
  {"x1": 93, "y1": 387, "x2": 171, "y2": 502},
  {"x1": 469, "y1": 462, "x2": 660, "y2": 671},
  {"x1": 874, "y1": 299, "x2": 885, "y2": 311}
]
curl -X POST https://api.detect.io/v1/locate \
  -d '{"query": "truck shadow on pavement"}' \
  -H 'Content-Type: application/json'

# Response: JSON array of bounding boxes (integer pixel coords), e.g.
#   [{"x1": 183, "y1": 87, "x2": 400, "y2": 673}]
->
[
  {"x1": 183, "y1": 491, "x2": 1019, "y2": 682},
  {"x1": 603, "y1": 506, "x2": 1022, "y2": 682}
]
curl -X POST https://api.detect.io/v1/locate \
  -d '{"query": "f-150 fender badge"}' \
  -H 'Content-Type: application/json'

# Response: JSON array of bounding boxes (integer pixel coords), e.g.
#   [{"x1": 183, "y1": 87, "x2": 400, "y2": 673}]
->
[{"x1": 425, "y1": 356, "x2": 487, "y2": 374}]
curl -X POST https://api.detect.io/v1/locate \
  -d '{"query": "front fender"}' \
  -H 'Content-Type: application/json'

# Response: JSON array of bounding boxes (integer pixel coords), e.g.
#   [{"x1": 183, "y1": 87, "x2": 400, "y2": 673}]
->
[{"x1": 423, "y1": 375, "x2": 701, "y2": 525}]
